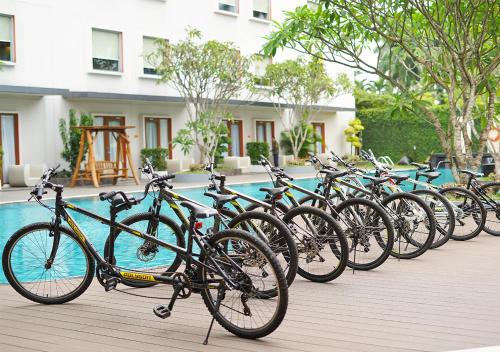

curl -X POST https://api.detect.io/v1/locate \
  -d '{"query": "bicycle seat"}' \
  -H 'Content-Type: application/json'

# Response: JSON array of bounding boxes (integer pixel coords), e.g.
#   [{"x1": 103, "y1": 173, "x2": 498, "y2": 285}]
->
[
  {"x1": 388, "y1": 173, "x2": 409, "y2": 183},
  {"x1": 259, "y1": 186, "x2": 288, "y2": 196},
  {"x1": 180, "y1": 201, "x2": 218, "y2": 219},
  {"x1": 362, "y1": 175, "x2": 390, "y2": 185},
  {"x1": 459, "y1": 169, "x2": 483, "y2": 178},
  {"x1": 203, "y1": 192, "x2": 238, "y2": 207},
  {"x1": 416, "y1": 171, "x2": 440, "y2": 181},
  {"x1": 320, "y1": 169, "x2": 349, "y2": 178}
]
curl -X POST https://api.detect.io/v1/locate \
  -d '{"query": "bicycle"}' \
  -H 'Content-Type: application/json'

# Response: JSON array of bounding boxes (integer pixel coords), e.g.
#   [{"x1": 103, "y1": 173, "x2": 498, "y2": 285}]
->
[
  {"x1": 255, "y1": 157, "x2": 395, "y2": 271},
  {"x1": 408, "y1": 161, "x2": 487, "y2": 240},
  {"x1": 323, "y1": 152, "x2": 436, "y2": 259},
  {"x1": 206, "y1": 162, "x2": 347, "y2": 282},
  {"x1": 2, "y1": 166, "x2": 288, "y2": 343},
  {"x1": 109, "y1": 160, "x2": 298, "y2": 289}
]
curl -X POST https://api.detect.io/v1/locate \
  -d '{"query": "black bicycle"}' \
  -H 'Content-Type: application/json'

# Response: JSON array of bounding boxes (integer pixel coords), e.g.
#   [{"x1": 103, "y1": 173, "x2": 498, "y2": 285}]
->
[
  {"x1": 108, "y1": 160, "x2": 298, "y2": 290},
  {"x1": 2, "y1": 166, "x2": 288, "y2": 342}
]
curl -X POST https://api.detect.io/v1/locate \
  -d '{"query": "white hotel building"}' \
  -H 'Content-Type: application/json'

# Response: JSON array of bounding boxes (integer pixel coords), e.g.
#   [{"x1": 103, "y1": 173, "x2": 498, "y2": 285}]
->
[{"x1": 0, "y1": 0, "x2": 355, "y2": 183}]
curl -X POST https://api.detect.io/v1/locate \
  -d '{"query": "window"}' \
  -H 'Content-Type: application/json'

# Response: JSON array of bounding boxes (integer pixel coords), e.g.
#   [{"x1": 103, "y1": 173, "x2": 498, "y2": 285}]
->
[
  {"x1": 253, "y1": 0, "x2": 270, "y2": 20},
  {"x1": 0, "y1": 14, "x2": 14, "y2": 62},
  {"x1": 93, "y1": 116, "x2": 125, "y2": 161},
  {"x1": 256, "y1": 120, "x2": 274, "y2": 146},
  {"x1": 0, "y1": 113, "x2": 20, "y2": 183},
  {"x1": 92, "y1": 29, "x2": 122, "y2": 72},
  {"x1": 226, "y1": 120, "x2": 243, "y2": 156},
  {"x1": 312, "y1": 122, "x2": 326, "y2": 153},
  {"x1": 307, "y1": 0, "x2": 320, "y2": 10},
  {"x1": 253, "y1": 55, "x2": 272, "y2": 86},
  {"x1": 144, "y1": 117, "x2": 172, "y2": 158},
  {"x1": 143, "y1": 36, "x2": 162, "y2": 75},
  {"x1": 218, "y1": 0, "x2": 238, "y2": 13}
]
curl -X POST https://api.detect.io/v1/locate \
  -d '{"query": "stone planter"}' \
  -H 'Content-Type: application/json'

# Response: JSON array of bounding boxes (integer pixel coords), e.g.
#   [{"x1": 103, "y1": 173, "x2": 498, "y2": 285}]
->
[{"x1": 247, "y1": 164, "x2": 267, "y2": 173}]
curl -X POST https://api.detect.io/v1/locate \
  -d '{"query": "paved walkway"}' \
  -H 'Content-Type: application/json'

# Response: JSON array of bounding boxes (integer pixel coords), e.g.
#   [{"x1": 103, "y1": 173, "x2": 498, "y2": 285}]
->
[{"x1": 1, "y1": 231, "x2": 500, "y2": 352}]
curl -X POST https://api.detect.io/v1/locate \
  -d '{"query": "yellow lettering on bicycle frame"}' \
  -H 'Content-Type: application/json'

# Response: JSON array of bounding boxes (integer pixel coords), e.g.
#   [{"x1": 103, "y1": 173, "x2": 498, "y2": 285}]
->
[
  {"x1": 66, "y1": 217, "x2": 86, "y2": 245},
  {"x1": 285, "y1": 191, "x2": 294, "y2": 198},
  {"x1": 120, "y1": 272, "x2": 157, "y2": 281}
]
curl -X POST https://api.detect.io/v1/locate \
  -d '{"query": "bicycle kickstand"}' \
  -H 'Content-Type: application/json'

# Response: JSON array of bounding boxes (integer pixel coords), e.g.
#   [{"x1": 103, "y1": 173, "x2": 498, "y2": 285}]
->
[{"x1": 203, "y1": 283, "x2": 225, "y2": 345}]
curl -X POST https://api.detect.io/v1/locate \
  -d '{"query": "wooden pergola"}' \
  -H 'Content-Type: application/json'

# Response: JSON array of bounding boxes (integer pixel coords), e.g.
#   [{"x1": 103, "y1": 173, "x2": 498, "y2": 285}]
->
[{"x1": 69, "y1": 125, "x2": 140, "y2": 188}]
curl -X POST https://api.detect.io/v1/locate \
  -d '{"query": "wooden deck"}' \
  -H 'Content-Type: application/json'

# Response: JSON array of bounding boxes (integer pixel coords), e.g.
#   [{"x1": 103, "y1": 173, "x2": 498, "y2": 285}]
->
[{"x1": 1, "y1": 233, "x2": 500, "y2": 352}]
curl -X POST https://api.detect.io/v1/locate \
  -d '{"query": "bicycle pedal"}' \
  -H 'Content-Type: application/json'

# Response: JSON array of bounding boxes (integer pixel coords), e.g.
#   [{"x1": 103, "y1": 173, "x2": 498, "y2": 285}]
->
[
  {"x1": 153, "y1": 305, "x2": 171, "y2": 319},
  {"x1": 104, "y1": 278, "x2": 118, "y2": 292}
]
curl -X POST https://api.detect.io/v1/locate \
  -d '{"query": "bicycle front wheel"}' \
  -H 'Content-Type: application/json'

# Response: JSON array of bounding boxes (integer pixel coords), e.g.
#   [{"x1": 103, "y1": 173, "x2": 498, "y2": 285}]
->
[
  {"x1": 200, "y1": 229, "x2": 288, "y2": 339},
  {"x1": 477, "y1": 182, "x2": 500, "y2": 236},
  {"x1": 2, "y1": 223, "x2": 95, "y2": 304}
]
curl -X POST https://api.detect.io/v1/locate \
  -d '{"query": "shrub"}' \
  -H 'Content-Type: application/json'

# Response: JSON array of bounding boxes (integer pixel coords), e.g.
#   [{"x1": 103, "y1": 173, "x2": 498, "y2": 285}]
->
[
  {"x1": 140, "y1": 148, "x2": 168, "y2": 171},
  {"x1": 59, "y1": 109, "x2": 93, "y2": 171},
  {"x1": 246, "y1": 142, "x2": 270, "y2": 165},
  {"x1": 286, "y1": 158, "x2": 307, "y2": 166},
  {"x1": 189, "y1": 163, "x2": 204, "y2": 172}
]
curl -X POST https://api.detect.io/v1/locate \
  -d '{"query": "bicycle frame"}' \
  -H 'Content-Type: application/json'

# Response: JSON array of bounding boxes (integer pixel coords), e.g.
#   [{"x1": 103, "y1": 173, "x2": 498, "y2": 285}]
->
[{"x1": 49, "y1": 189, "x2": 240, "y2": 289}]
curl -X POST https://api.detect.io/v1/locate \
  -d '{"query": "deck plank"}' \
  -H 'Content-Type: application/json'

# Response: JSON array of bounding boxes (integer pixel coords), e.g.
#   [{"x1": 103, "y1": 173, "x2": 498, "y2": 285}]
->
[{"x1": 1, "y1": 233, "x2": 500, "y2": 352}]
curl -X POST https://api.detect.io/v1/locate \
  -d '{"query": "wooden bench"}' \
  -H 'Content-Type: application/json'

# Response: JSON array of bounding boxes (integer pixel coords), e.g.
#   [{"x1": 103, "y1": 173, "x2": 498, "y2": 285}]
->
[{"x1": 82, "y1": 161, "x2": 128, "y2": 185}]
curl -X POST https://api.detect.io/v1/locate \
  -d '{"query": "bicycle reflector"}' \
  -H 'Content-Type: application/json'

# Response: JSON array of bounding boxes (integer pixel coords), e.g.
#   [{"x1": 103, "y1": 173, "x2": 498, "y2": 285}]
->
[
  {"x1": 275, "y1": 193, "x2": 283, "y2": 200},
  {"x1": 195, "y1": 221, "x2": 203, "y2": 229}
]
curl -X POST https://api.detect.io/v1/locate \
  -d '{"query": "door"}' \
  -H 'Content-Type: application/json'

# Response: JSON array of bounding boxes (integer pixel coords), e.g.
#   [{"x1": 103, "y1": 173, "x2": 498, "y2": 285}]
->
[
  {"x1": 312, "y1": 122, "x2": 325, "y2": 153},
  {"x1": 144, "y1": 117, "x2": 173, "y2": 158},
  {"x1": 93, "y1": 115, "x2": 125, "y2": 161},
  {"x1": 0, "y1": 113, "x2": 20, "y2": 183},
  {"x1": 256, "y1": 120, "x2": 275, "y2": 147},
  {"x1": 227, "y1": 120, "x2": 243, "y2": 157}
]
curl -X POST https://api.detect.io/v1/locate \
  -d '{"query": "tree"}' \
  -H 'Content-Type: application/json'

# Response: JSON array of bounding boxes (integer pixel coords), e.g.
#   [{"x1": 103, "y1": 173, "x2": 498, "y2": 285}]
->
[
  {"x1": 263, "y1": 57, "x2": 351, "y2": 159},
  {"x1": 263, "y1": 1, "x2": 499, "y2": 181},
  {"x1": 151, "y1": 28, "x2": 253, "y2": 163},
  {"x1": 59, "y1": 109, "x2": 93, "y2": 171},
  {"x1": 344, "y1": 118, "x2": 364, "y2": 150}
]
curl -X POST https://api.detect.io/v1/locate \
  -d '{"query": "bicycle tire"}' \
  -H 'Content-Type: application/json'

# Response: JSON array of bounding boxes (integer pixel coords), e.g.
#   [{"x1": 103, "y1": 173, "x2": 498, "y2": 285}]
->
[{"x1": 476, "y1": 182, "x2": 500, "y2": 236}]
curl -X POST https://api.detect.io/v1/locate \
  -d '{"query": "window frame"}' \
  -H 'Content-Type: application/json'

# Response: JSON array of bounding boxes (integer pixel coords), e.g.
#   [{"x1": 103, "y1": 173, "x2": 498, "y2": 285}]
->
[
  {"x1": 91, "y1": 28, "x2": 123, "y2": 73},
  {"x1": 0, "y1": 112, "x2": 20, "y2": 183},
  {"x1": 216, "y1": 0, "x2": 239, "y2": 15},
  {"x1": 0, "y1": 14, "x2": 15, "y2": 63},
  {"x1": 312, "y1": 122, "x2": 326, "y2": 153},
  {"x1": 253, "y1": 54, "x2": 272, "y2": 87},
  {"x1": 226, "y1": 119, "x2": 244, "y2": 157},
  {"x1": 143, "y1": 116, "x2": 173, "y2": 159},
  {"x1": 252, "y1": 0, "x2": 271, "y2": 21},
  {"x1": 142, "y1": 36, "x2": 165, "y2": 77},
  {"x1": 255, "y1": 120, "x2": 275, "y2": 144},
  {"x1": 92, "y1": 114, "x2": 126, "y2": 161}
]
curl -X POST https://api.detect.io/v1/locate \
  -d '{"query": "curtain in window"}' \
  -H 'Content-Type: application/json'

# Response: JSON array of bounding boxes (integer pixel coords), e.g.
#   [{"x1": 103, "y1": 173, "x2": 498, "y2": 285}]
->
[
  {"x1": 93, "y1": 117, "x2": 105, "y2": 160},
  {"x1": 1, "y1": 114, "x2": 16, "y2": 182},
  {"x1": 143, "y1": 37, "x2": 157, "y2": 70},
  {"x1": 92, "y1": 30, "x2": 119, "y2": 60},
  {"x1": 265, "y1": 122, "x2": 273, "y2": 145},
  {"x1": 220, "y1": 0, "x2": 237, "y2": 6},
  {"x1": 159, "y1": 119, "x2": 169, "y2": 148},
  {"x1": 254, "y1": 56, "x2": 270, "y2": 76},
  {"x1": 257, "y1": 124, "x2": 265, "y2": 142},
  {"x1": 253, "y1": 0, "x2": 269, "y2": 13},
  {"x1": 108, "y1": 120, "x2": 121, "y2": 162},
  {"x1": 145, "y1": 121, "x2": 157, "y2": 148},
  {"x1": 0, "y1": 15, "x2": 11, "y2": 42},
  {"x1": 315, "y1": 124, "x2": 323, "y2": 153},
  {"x1": 231, "y1": 123, "x2": 241, "y2": 156}
]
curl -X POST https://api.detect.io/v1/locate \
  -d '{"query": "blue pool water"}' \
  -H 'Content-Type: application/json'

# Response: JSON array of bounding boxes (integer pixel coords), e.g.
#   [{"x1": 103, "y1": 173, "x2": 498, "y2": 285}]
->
[{"x1": 0, "y1": 168, "x2": 454, "y2": 283}]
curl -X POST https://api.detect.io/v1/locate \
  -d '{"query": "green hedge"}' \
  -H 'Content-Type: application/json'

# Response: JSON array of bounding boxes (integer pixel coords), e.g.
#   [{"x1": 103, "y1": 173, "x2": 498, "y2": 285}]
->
[
  {"x1": 359, "y1": 108, "x2": 447, "y2": 162},
  {"x1": 246, "y1": 142, "x2": 270, "y2": 165},
  {"x1": 140, "y1": 148, "x2": 169, "y2": 171}
]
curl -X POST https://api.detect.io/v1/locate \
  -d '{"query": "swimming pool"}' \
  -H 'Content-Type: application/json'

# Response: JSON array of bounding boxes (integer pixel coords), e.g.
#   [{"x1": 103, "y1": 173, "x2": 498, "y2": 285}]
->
[{"x1": 0, "y1": 168, "x2": 454, "y2": 283}]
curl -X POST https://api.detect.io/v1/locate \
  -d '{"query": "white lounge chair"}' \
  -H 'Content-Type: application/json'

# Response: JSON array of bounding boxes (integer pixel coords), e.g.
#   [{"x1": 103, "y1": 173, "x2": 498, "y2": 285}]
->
[
  {"x1": 223, "y1": 156, "x2": 251, "y2": 173},
  {"x1": 7, "y1": 164, "x2": 47, "y2": 187}
]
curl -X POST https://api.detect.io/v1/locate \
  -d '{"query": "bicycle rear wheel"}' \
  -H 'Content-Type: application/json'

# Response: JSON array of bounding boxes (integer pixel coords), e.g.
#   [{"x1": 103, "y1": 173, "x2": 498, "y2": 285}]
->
[
  {"x1": 334, "y1": 198, "x2": 395, "y2": 270},
  {"x1": 199, "y1": 229, "x2": 288, "y2": 339},
  {"x1": 477, "y1": 182, "x2": 500, "y2": 236},
  {"x1": 221, "y1": 209, "x2": 298, "y2": 288},
  {"x1": 381, "y1": 192, "x2": 435, "y2": 259},
  {"x1": 439, "y1": 187, "x2": 486, "y2": 240},
  {"x1": 2, "y1": 223, "x2": 95, "y2": 304}
]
